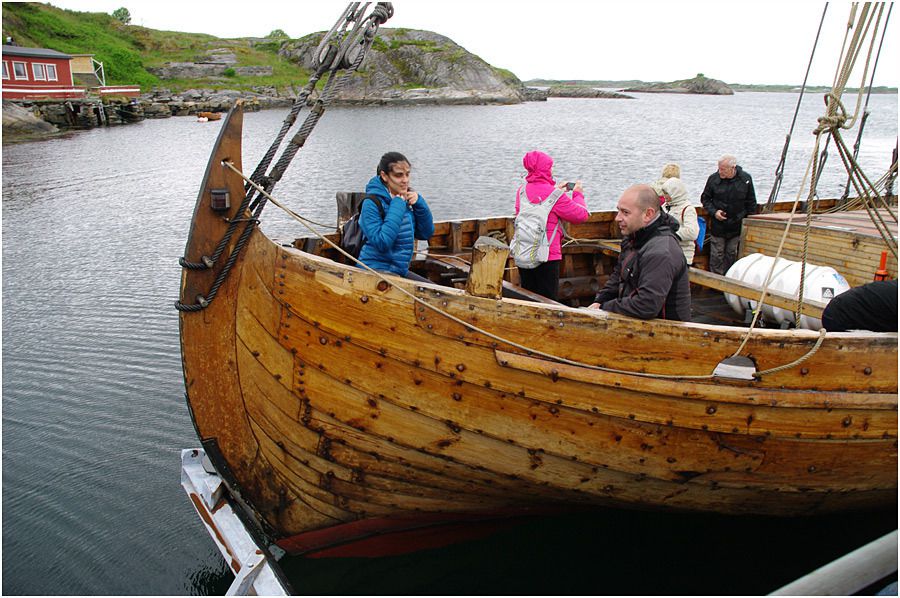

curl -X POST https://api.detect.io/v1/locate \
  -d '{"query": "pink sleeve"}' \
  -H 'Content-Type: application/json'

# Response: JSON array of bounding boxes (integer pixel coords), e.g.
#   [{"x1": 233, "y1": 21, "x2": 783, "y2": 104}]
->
[
  {"x1": 552, "y1": 190, "x2": 590, "y2": 223},
  {"x1": 514, "y1": 187, "x2": 521, "y2": 215}
]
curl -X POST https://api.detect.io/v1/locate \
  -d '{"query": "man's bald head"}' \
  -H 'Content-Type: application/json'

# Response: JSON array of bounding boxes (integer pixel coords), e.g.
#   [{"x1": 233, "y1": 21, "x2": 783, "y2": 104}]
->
[
  {"x1": 630, "y1": 184, "x2": 662, "y2": 214},
  {"x1": 615, "y1": 184, "x2": 661, "y2": 236}
]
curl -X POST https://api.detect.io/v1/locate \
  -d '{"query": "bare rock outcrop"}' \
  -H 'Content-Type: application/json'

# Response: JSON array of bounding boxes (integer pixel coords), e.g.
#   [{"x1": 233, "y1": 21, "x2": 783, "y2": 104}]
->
[
  {"x1": 2, "y1": 101, "x2": 59, "y2": 140},
  {"x1": 148, "y1": 48, "x2": 273, "y2": 79},
  {"x1": 280, "y1": 28, "x2": 525, "y2": 105}
]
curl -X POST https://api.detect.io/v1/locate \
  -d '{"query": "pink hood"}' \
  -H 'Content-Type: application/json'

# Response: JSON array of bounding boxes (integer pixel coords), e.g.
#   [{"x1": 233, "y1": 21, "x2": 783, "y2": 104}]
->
[{"x1": 523, "y1": 150, "x2": 555, "y2": 185}]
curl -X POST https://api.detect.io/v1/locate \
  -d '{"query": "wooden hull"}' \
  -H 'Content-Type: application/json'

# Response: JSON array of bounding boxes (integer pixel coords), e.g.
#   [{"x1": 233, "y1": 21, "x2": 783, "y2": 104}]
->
[{"x1": 180, "y1": 105, "x2": 898, "y2": 556}]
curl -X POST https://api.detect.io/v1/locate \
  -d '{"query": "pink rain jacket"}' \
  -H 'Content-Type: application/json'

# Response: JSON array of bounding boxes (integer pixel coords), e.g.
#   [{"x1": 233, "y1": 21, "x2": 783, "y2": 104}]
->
[{"x1": 515, "y1": 151, "x2": 590, "y2": 261}]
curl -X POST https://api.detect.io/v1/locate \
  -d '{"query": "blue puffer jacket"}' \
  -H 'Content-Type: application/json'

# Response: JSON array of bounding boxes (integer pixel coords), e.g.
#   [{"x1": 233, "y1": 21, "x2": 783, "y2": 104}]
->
[{"x1": 358, "y1": 175, "x2": 434, "y2": 276}]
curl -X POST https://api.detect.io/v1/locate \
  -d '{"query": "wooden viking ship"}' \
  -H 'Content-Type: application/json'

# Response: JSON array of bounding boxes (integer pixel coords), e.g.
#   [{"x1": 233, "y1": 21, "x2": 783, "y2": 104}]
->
[
  {"x1": 177, "y1": 2, "x2": 896, "y2": 561},
  {"x1": 177, "y1": 102, "x2": 897, "y2": 558}
]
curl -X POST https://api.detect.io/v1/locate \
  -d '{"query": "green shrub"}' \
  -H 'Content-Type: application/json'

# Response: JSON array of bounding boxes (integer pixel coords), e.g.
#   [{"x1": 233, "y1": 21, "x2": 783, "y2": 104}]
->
[{"x1": 111, "y1": 7, "x2": 130, "y2": 24}]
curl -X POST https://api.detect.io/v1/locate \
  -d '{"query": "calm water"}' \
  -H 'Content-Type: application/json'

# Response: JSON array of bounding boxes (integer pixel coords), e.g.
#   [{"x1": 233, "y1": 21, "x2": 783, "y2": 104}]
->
[{"x1": 2, "y1": 93, "x2": 897, "y2": 595}]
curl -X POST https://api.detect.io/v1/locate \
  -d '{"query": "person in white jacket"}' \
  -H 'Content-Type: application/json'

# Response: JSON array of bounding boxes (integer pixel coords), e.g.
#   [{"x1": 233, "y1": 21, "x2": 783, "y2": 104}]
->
[{"x1": 652, "y1": 163, "x2": 700, "y2": 264}]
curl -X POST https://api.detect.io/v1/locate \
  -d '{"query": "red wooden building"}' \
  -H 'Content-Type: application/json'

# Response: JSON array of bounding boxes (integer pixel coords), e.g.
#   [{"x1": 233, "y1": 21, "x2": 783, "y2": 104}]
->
[
  {"x1": 2, "y1": 45, "x2": 140, "y2": 99},
  {"x1": 2, "y1": 45, "x2": 84, "y2": 99}
]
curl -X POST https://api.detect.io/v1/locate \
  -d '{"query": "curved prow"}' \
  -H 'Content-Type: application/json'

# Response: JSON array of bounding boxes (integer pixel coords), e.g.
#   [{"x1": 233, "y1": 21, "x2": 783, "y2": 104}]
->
[
  {"x1": 179, "y1": 101, "x2": 246, "y2": 309},
  {"x1": 178, "y1": 100, "x2": 264, "y2": 516}
]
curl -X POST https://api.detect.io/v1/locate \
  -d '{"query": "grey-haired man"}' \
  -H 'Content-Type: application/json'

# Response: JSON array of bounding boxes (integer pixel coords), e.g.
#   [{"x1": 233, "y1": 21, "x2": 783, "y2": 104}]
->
[{"x1": 700, "y1": 155, "x2": 757, "y2": 275}]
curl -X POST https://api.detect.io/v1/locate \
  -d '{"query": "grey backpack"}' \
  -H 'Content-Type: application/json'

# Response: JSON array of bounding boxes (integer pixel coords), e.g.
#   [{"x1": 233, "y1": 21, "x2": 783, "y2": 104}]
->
[{"x1": 510, "y1": 186, "x2": 563, "y2": 269}]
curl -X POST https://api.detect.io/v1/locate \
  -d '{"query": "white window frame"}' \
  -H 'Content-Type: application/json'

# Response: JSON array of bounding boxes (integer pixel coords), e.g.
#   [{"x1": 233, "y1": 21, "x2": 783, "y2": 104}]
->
[
  {"x1": 45, "y1": 63, "x2": 57, "y2": 81},
  {"x1": 2, "y1": 61, "x2": 8, "y2": 80},
  {"x1": 32, "y1": 62, "x2": 46, "y2": 81},
  {"x1": 12, "y1": 61, "x2": 27, "y2": 80}
]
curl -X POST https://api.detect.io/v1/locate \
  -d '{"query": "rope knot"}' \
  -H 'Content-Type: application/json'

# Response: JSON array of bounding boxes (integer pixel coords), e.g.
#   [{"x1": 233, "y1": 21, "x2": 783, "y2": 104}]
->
[
  {"x1": 814, "y1": 114, "x2": 847, "y2": 135},
  {"x1": 371, "y1": 3, "x2": 394, "y2": 24},
  {"x1": 814, "y1": 92, "x2": 849, "y2": 134}
]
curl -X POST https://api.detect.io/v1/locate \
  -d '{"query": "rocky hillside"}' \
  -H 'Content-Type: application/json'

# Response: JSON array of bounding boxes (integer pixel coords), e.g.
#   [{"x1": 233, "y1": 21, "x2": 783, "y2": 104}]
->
[
  {"x1": 1, "y1": 3, "x2": 525, "y2": 105},
  {"x1": 624, "y1": 74, "x2": 734, "y2": 95},
  {"x1": 280, "y1": 29, "x2": 524, "y2": 105}
]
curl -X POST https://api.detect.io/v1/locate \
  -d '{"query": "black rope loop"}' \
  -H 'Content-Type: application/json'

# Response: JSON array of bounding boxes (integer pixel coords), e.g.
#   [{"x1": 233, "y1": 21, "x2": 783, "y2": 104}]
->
[
  {"x1": 809, "y1": 135, "x2": 832, "y2": 199},
  {"x1": 174, "y1": 295, "x2": 209, "y2": 312},
  {"x1": 179, "y1": 255, "x2": 215, "y2": 270}
]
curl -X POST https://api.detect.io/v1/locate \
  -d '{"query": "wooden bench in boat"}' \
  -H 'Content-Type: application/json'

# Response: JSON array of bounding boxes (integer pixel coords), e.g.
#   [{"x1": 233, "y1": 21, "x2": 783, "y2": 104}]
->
[{"x1": 688, "y1": 267, "x2": 826, "y2": 320}]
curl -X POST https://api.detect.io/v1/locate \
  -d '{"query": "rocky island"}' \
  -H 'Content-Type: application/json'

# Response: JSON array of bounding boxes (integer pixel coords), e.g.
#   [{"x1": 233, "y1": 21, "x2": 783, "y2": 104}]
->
[
  {"x1": 623, "y1": 73, "x2": 734, "y2": 95},
  {"x1": 546, "y1": 86, "x2": 634, "y2": 99}
]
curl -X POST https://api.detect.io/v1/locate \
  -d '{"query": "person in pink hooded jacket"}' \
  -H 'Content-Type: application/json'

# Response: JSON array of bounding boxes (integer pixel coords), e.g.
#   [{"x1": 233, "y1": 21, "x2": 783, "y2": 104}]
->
[{"x1": 514, "y1": 150, "x2": 590, "y2": 300}]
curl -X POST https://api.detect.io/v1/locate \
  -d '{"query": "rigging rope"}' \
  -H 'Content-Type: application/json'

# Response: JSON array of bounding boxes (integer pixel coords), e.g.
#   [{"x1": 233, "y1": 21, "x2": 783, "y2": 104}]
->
[{"x1": 177, "y1": 12, "x2": 360, "y2": 271}]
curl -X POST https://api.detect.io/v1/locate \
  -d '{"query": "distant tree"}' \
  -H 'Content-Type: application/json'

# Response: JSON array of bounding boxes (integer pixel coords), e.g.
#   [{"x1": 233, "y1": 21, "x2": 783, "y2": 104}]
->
[
  {"x1": 223, "y1": 67, "x2": 236, "y2": 77},
  {"x1": 696, "y1": 73, "x2": 706, "y2": 78},
  {"x1": 267, "y1": 29, "x2": 289, "y2": 39},
  {"x1": 112, "y1": 7, "x2": 131, "y2": 24}
]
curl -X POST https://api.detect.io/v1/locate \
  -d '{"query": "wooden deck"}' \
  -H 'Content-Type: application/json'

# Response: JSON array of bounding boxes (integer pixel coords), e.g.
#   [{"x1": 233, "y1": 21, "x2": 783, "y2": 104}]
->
[{"x1": 741, "y1": 208, "x2": 898, "y2": 287}]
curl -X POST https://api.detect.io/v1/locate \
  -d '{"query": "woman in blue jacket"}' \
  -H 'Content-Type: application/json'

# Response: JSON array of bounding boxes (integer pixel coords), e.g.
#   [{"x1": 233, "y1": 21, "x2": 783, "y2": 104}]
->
[{"x1": 358, "y1": 152, "x2": 434, "y2": 279}]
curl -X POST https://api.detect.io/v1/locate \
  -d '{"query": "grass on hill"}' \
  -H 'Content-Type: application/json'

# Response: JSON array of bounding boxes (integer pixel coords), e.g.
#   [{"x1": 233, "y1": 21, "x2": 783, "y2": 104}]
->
[{"x1": 1, "y1": 2, "x2": 311, "y2": 92}]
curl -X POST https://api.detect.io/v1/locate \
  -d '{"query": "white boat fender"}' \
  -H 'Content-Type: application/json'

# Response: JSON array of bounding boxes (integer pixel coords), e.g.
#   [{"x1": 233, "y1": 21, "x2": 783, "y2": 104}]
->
[{"x1": 724, "y1": 253, "x2": 851, "y2": 330}]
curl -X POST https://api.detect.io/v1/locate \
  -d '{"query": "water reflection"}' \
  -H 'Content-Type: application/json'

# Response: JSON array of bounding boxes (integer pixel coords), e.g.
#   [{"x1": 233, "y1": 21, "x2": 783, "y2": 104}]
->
[{"x1": 185, "y1": 554, "x2": 234, "y2": 596}]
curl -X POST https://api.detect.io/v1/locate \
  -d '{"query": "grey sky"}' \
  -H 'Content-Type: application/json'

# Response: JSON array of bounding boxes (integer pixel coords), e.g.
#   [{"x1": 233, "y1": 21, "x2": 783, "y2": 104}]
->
[{"x1": 45, "y1": 1, "x2": 899, "y2": 87}]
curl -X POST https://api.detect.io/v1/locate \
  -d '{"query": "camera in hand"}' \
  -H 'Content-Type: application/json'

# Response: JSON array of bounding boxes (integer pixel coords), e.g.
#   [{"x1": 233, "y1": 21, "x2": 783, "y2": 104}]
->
[{"x1": 566, "y1": 182, "x2": 576, "y2": 191}]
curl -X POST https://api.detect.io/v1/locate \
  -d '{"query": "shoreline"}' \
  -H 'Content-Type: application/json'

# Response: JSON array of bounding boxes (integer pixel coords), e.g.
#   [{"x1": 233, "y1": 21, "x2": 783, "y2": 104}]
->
[{"x1": 4, "y1": 86, "x2": 897, "y2": 143}]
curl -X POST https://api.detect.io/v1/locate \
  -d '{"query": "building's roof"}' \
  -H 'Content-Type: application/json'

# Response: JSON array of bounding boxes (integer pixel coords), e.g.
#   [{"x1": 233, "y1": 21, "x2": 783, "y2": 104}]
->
[{"x1": 2, "y1": 45, "x2": 72, "y2": 59}]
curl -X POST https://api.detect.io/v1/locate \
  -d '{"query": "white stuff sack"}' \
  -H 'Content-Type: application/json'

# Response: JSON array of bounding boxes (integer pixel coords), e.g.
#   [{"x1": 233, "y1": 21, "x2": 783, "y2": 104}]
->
[{"x1": 510, "y1": 186, "x2": 563, "y2": 269}]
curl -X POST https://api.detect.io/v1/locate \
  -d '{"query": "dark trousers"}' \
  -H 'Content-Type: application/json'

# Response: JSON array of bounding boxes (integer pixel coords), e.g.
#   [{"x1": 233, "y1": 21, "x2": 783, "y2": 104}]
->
[
  {"x1": 518, "y1": 260, "x2": 561, "y2": 300},
  {"x1": 709, "y1": 235, "x2": 741, "y2": 275}
]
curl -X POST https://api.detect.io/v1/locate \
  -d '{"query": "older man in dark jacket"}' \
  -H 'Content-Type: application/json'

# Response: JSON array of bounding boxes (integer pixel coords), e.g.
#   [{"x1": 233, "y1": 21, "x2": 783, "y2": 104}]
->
[
  {"x1": 588, "y1": 184, "x2": 691, "y2": 321},
  {"x1": 700, "y1": 154, "x2": 757, "y2": 274}
]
